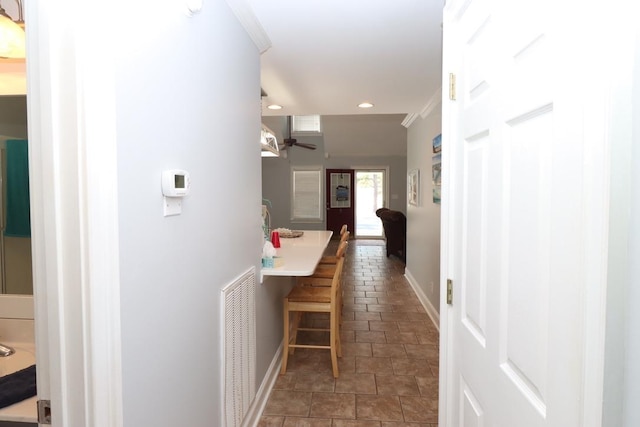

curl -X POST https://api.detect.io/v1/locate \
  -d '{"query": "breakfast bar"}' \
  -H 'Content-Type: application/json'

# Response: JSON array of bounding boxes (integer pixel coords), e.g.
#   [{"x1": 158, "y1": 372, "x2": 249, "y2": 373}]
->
[{"x1": 261, "y1": 230, "x2": 333, "y2": 277}]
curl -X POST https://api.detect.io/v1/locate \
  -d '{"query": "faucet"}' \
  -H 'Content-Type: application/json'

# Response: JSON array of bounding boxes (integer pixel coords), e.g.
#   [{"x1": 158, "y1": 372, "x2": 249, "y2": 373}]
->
[{"x1": 0, "y1": 343, "x2": 15, "y2": 357}]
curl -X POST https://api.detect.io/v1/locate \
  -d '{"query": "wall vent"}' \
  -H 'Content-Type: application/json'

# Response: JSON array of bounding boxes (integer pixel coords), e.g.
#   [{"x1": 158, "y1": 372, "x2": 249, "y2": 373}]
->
[{"x1": 221, "y1": 267, "x2": 256, "y2": 427}]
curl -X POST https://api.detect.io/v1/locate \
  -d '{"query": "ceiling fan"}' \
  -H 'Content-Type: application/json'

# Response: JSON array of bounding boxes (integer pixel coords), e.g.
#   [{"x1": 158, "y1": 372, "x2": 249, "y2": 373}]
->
[{"x1": 280, "y1": 116, "x2": 317, "y2": 151}]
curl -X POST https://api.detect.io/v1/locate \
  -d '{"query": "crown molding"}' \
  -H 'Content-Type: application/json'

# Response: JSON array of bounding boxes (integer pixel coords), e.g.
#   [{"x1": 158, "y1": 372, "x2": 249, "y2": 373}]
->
[
  {"x1": 401, "y1": 113, "x2": 419, "y2": 128},
  {"x1": 402, "y1": 87, "x2": 443, "y2": 128},
  {"x1": 225, "y1": 0, "x2": 272, "y2": 54},
  {"x1": 419, "y1": 87, "x2": 442, "y2": 119}
]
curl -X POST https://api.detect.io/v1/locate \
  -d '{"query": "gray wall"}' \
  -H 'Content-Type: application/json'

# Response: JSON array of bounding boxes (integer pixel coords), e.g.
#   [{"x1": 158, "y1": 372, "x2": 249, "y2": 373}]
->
[
  {"x1": 261, "y1": 115, "x2": 407, "y2": 231},
  {"x1": 405, "y1": 111, "x2": 442, "y2": 314},
  {"x1": 0, "y1": 96, "x2": 27, "y2": 138},
  {"x1": 114, "y1": 4, "x2": 263, "y2": 426}
]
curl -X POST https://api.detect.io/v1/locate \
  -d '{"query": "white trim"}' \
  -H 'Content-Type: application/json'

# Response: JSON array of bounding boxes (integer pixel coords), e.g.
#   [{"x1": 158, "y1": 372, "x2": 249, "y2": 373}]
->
[
  {"x1": 404, "y1": 269, "x2": 440, "y2": 331},
  {"x1": 438, "y1": 2, "x2": 458, "y2": 425},
  {"x1": 77, "y1": 6, "x2": 124, "y2": 426},
  {"x1": 402, "y1": 87, "x2": 443, "y2": 129},
  {"x1": 401, "y1": 113, "x2": 419, "y2": 128},
  {"x1": 27, "y1": 3, "x2": 123, "y2": 426},
  {"x1": 578, "y1": 4, "x2": 633, "y2": 425},
  {"x1": 242, "y1": 343, "x2": 283, "y2": 427},
  {"x1": 419, "y1": 87, "x2": 443, "y2": 119},
  {"x1": 351, "y1": 165, "x2": 390, "y2": 233},
  {"x1": 225, "y1": 0, "x2": 272, "y2": 54}
]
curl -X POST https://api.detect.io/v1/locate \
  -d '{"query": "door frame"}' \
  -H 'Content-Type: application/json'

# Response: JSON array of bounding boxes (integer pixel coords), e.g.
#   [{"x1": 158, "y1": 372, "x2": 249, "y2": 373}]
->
[
  {"x1": 352, "y1": 166, "x2": 389, "y2": 239},
  {"x1": 27, "y1": 3, "x2": 123, "y2": 426},
  {"x1": 439, "y1": 0, "x2": 617, "y2": 425}
]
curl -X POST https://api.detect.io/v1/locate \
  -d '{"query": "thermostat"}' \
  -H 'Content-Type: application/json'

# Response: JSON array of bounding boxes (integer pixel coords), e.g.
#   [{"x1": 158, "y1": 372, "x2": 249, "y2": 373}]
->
[{"x1": 162, "y1": 169, "x2": 190, "y2": 197}]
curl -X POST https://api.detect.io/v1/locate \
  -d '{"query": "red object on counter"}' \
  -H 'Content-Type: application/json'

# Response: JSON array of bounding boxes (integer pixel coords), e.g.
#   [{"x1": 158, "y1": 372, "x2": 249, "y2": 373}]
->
[{"x1": 270, "y1": 231, "x2": 281, "y2": 248}]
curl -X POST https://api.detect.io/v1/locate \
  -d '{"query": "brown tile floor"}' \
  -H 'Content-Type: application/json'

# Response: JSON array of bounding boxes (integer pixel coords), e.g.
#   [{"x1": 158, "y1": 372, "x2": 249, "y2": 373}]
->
[{"x1": 259, "y1": 239, "x2": 440, "y2": 427}]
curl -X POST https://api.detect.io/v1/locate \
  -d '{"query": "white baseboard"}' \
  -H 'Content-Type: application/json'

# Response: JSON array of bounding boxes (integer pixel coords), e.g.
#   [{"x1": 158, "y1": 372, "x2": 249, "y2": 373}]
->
[
  {"x1": 404, "y1": 269, "x2": 440, "y2": 331},
  {"x1": 242, "y1": 341, "x2": 283, "y2": 427}
]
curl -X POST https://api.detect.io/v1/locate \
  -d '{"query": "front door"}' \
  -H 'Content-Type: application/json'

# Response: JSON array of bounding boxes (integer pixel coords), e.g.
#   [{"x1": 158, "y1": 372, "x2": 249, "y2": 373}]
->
[
  {"x1": 325, "y1": 169, "x2": 354, "y2": 237},
  {"x1": 442, "y1": 0, "x2": 607, "y2": 426}
]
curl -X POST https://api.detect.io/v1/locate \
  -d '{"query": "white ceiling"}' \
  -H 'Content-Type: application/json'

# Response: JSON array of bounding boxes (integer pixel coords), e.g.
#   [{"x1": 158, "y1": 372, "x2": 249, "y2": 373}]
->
[
  {"x1": 249, "y1": 0, "x2": 444, "y2": 117},
  {"x1": 1, "y1": 1, "x2": 444, "y2": 156}
]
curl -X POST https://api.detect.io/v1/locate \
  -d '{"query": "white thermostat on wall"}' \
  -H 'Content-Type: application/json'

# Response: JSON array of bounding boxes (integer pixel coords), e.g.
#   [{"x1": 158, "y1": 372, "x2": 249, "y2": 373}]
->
[{"x1": 162, "y1": 169, "x2": 190, "y2": 197}]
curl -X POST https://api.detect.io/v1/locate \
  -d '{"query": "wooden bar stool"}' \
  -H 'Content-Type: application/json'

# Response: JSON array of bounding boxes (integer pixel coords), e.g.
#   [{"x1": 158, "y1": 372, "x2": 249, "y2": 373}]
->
[
  {"x1": 281, "y1": 257, "x2": 344, "y2": 378},
  {"x1": 319, "y1": 231, "x2": 350, "y2": 265},
  {"x1": 309, "y1": 240, "x2": 348, "y2": 279}
]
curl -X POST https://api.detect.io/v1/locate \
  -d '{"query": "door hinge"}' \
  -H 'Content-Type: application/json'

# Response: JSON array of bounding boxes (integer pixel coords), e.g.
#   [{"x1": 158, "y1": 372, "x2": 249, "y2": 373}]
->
[
  {"x1": 37, "y1": 399, "x2": 52, "y2": 424},
  {"x1": 447, "y1": 279, "x2": 453, "y2": 305},
  {"x1": 449, "y1": 73, "x2": 456, "y2": 100}
]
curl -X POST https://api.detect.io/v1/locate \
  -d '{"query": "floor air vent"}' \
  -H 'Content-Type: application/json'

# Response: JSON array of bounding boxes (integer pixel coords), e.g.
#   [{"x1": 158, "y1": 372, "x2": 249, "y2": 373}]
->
[{"x1": 221, "y1": 267, "x2": 256, "y2": 427}]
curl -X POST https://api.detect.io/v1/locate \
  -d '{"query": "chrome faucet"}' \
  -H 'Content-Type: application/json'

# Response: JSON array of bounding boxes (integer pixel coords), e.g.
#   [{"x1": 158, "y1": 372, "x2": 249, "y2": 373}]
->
[{"x1": 0, "y1": 343, "x2": 15, "y2": 357}]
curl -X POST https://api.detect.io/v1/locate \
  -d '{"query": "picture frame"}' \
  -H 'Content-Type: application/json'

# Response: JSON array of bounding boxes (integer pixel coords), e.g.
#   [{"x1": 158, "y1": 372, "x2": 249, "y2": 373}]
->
[
  {"x1": 432, "y1": 153, "x2": 441, "y2": 204},
  {"x1": 432, "y1": 133, "x2": 442, "y2": 153},
  {"x1": 408, "y1": 169, "x2": 420, "y2": 206}
]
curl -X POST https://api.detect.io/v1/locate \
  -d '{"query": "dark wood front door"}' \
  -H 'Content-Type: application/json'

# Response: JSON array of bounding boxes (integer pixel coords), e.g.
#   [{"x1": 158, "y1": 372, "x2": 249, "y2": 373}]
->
[{"x1": 325, "y1": 169, "x2": 355, "y2": 237}]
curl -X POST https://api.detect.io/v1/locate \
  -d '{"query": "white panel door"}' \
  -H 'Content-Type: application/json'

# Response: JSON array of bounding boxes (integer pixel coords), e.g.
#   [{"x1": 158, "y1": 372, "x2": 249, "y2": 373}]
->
[{"x1": 441, "y1": 0, "x2": 607, "y2": 426}]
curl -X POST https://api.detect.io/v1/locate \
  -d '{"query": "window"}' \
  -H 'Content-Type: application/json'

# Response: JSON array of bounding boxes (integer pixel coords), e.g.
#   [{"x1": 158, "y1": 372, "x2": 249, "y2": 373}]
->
[
  {"x1": 291, "y1": 166, "x2": 323, "y2": 222},
  {"x1": 292, "y1": 115, "x2": 322, "y2": 134}
]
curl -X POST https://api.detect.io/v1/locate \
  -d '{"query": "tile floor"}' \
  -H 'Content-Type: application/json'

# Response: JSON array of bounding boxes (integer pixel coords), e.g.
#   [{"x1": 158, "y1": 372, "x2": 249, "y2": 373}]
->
[{"x1": 259, "y1": 239, "x2": 440, "y2": 427}]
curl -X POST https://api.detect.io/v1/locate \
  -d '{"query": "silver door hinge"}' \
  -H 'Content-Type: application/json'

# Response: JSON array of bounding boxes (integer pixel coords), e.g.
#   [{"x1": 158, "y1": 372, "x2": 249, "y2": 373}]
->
[
  {"x1": 38, "y1": 399, "x2": 51, "y2": 424},
  {"x1": 449, "y1": 73, "x2": 456, "y2": 100},
  {"x1": 447, "y1": 279, "x2": 453, "y2": 305}
]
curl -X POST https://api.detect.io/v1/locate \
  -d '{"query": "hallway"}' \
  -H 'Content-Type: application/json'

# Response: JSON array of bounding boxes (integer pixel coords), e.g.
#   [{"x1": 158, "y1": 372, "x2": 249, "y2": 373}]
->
[{"x1": 259, "y1": 239, "x2": 440, "y2": 426}]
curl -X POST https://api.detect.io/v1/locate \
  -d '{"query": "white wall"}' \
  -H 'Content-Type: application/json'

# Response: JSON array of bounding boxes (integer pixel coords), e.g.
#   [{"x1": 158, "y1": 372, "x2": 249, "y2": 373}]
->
[
  {"x1": 405, "y1": 111, "x2": 441, "y2": 317},
  {"x1": 622, "y1": 27, "x2": 640, "y2": 427},
  {"x1": 114, "y1": 3, "x2": 263, "y2": 426}
]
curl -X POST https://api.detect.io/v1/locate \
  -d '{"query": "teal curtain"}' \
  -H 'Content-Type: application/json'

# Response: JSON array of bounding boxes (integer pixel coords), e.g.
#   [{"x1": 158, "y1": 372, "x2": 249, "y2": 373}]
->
[{"x1": 5, "y1": 139, "x2": 30, "y2": 237}]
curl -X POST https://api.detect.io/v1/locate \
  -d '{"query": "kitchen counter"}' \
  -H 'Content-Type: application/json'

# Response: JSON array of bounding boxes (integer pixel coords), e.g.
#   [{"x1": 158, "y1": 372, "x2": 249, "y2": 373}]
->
[
  {"x1": 0, "y1": 342, "x2": 37, "y2": 423},
  {"x1": 261, "y1": 230, "x2": 333, "y2": 277}
]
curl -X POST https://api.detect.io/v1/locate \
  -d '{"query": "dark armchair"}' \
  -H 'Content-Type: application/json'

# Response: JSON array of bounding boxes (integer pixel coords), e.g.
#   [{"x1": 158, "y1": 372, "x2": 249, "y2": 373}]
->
[{"x1": 375, "y1": 208, "x2": 406, "y2": 262}]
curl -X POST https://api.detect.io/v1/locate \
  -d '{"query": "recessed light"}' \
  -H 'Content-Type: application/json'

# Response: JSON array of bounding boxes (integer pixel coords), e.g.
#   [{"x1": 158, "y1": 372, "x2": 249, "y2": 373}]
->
[
  {"x1": 267, "y1": 104, "x2": 283, "y2": 110},
  {"x1": 358, "y1": 102, "x2": 374, "y2": 109}
]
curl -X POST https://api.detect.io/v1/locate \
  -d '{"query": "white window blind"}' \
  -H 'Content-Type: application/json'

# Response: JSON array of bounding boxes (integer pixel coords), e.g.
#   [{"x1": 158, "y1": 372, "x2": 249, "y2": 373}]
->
[
  {"x1": 292, "y1": 115, "x2": 322, "y2": 133},
  {"x1": 291, "y1": 167, "x2": 322, "y2": 221}
]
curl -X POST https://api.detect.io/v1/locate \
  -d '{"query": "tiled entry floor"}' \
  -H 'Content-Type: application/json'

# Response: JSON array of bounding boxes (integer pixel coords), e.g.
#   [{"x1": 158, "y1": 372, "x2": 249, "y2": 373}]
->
[{"x1": 259, "y1": 239, "x2": 440, "y2": 427}]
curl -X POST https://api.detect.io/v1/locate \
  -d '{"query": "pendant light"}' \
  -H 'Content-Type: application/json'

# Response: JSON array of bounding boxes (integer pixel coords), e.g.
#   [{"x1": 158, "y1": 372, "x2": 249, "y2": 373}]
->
[{"x1": 0, "y1": 1, "x2": 25, "y2": 59}]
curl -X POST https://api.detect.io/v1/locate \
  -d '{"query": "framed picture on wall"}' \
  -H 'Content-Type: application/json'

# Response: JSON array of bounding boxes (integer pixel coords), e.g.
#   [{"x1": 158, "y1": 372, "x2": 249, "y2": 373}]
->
[
  {"x1": 408, "y1": 169, "x2": 420, "y2": 206},
  {"x1": 432, "y1": 133, "x2": 442, "y2": 153},
  {"x1": 432, "y1": 153, "x2": 441, "y2": 204}
]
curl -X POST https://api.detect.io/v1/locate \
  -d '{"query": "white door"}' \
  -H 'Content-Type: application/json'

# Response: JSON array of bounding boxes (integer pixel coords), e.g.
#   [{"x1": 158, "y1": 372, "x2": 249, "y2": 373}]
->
[{"x1": 441, "y1": 0, "x2": 609, "y2": 426}]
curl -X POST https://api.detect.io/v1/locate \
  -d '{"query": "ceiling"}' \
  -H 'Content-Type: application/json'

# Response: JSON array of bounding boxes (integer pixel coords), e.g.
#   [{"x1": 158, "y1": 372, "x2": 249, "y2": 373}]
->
[
  {"x1": 249, "y1": 0, "x2": 444, "y2": 118},
  {"x1": 0, "y1": 1, "x2": 445, "y2": 156}
]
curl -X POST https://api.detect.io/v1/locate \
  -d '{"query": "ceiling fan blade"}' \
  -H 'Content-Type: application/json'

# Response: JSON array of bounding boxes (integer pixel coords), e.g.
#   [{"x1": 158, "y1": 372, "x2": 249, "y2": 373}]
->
[{"x1": 294, "y1": 142, "x2": 317, "y2": 150}]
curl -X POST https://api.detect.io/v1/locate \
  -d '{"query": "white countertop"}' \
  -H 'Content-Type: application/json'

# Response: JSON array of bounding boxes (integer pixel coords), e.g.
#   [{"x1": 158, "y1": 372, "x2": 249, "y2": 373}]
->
[
  {"x1": 0, "y1": 341, "x2": 37, "y2": 423},
  {"x1": 262, "y1": 230, "x2": 333, "y2": 276}
]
